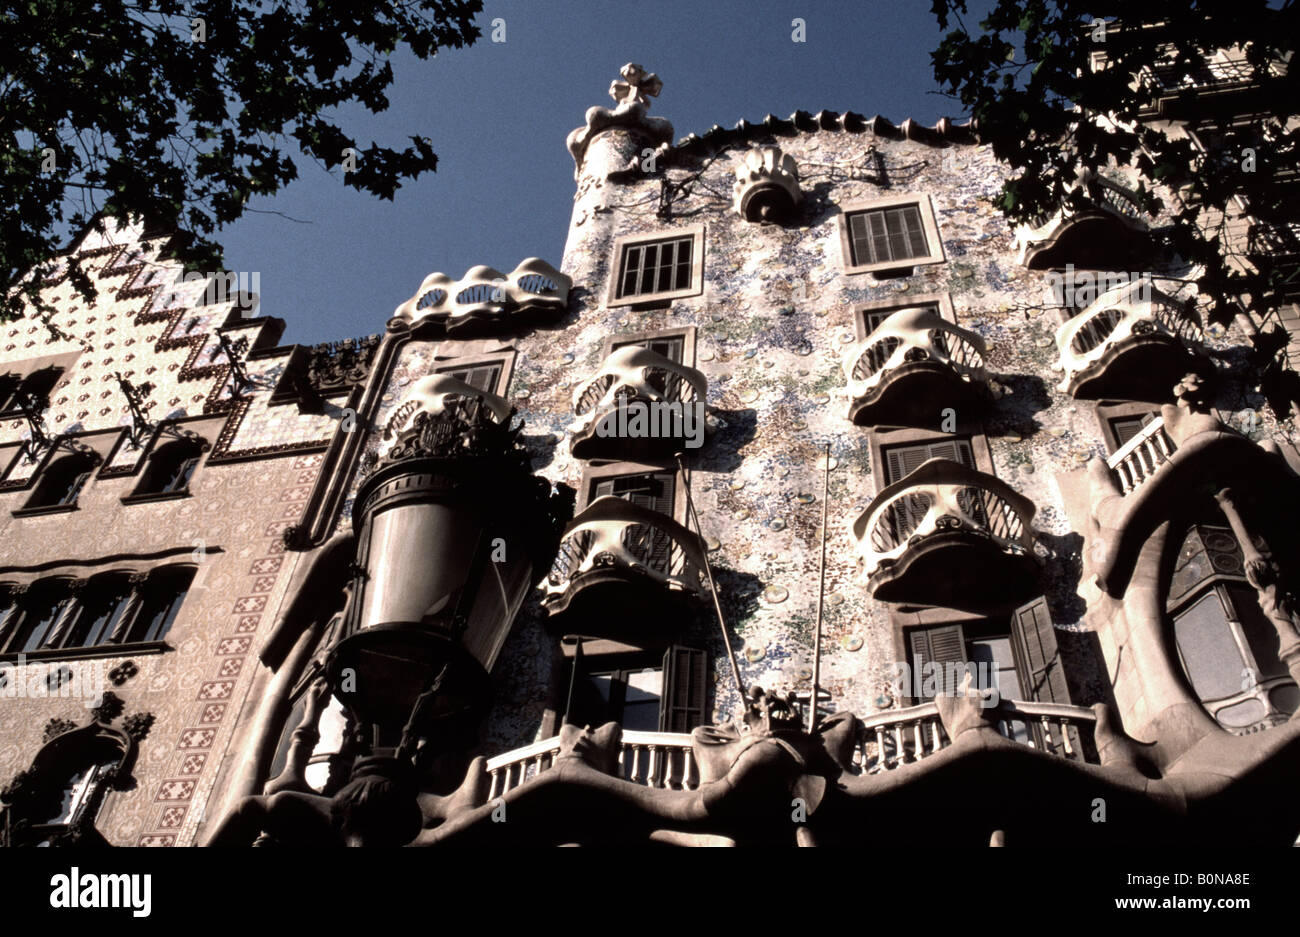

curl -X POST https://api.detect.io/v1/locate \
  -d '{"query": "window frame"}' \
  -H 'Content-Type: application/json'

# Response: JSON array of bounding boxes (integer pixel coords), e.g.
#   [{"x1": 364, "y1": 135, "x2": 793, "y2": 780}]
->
[
  {"x1": 601, "y1": 325, "x2": 698, "y2": 367},
  {"x1": 579, "y1": 461, "x2": 688, "y2": 523},
  {"x1": 1095, "y1": 400, "x2": 1163, "y2": 454},
  {"x1": 0, "y1": 565, "x2": 193, "y2": 661},
  {"x1": 838, "y1": 194, "x2": 946, "y2": 276},
  {"x1": 434, "y1": 350, "x2": 515, "y2": 398},
  {"x1": 852, "y1": 292, "x2": 958, "y2": 341},
  {"x1": 606, "y1": 224, "x2": 706, "y2": 307}
]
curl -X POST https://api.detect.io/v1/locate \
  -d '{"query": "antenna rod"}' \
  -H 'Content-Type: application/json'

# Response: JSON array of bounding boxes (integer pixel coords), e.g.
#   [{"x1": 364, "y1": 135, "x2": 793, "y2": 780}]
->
[
  {"x1": 808, "y1": 441, "x2": 831, "y2": 733},
  {"x1": 676, "y1": 453, "x2": 747, "y2": 707}
]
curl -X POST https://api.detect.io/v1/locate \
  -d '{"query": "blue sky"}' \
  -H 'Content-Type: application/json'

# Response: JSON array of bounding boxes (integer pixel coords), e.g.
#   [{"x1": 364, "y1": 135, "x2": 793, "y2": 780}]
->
[{"x1": 217, "y1": 0, "x2": 994, "y2": 346}]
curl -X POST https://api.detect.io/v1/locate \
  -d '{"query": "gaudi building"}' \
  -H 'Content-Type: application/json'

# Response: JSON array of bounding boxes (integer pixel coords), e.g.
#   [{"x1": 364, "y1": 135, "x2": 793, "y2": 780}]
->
[{"x1": 2, "y1": 50, "x2": 1299, "y2": 848}]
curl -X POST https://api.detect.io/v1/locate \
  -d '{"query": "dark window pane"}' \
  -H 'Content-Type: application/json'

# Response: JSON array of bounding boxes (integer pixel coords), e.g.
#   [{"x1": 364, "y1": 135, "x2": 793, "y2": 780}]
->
[{"x1": 1174, "y1": 591, "x2": 1247, "y2": 701}]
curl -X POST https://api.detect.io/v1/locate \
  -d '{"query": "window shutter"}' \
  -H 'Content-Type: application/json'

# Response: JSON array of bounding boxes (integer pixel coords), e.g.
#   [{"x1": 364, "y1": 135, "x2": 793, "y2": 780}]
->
[
  {"x1": 1012, "y1": 596, "x2": 1071, "y2": 704},
  {"x1": 908, "y1": 623, "x2": 967, "y2": 698},
  {"x1": 593, "y1": 478, "x2": 616, "y2": 500},
  {"x1": 661, "y1": 646, "x2": 708, "y2": 732}
]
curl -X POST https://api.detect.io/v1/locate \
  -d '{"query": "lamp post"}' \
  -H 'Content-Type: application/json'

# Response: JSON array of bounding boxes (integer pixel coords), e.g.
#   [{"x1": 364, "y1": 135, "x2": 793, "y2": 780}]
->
[{"x1": 328, "y1": 375, "x2": 571, "y2": 769}]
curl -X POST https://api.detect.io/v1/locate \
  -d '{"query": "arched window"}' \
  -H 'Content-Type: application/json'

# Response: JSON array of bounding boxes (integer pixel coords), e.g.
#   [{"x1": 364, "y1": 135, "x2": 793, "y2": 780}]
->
[
  {"x1": 25, "y1": 453, "x2": 96, "y2": 510},
  {"x1": 0, "y1": 581, "x2": 75, "y2": 654},
  {"x1": 126, "y1": 566, "x2": 194, "y2": 643},
  {"x1": 0, "y1": 723, "x2": 134, "y2": 847},
  {"x1": 0, "y1": 566, "x2": 193, "y2": 655},
  {"x1": 133, "y1": 440, "x2": 203, "y2": 497},
  {"x1": 1167, "y1": 521, "x2": 1299, "y2": 730},
  {"x1": 60, "y1": 575, "x2": 135, "y2": 649}
]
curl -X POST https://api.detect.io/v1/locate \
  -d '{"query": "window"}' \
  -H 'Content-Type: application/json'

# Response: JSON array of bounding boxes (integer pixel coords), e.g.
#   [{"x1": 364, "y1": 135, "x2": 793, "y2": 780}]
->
[
  {"x1": 1109, "y1": 413, "x2": 1158, "y2": 449},
  {"x1": 0, "y1": 566, "x2": 193, "y2": 657},
  {"x1": 607, "y1": 225, "x2": 705, "y2": 306},
  {"x1": 590, "y1": 472, "x2": 677, "y2": 573},
  {"x1": 1, "y1": 725, "x2": 132, "y2": 847},
  {"x1": 437, "y1": 362, "x2": 504, "y2": 395},
  {"x1": 24, "y1": 453, "x2": 96, "y2": 512},
  {"x1": 881, "y1": 437, "x2": 975, "y2": 485},
  {"x1": 609, "y1": 334, "x2": 688, "y2": 397},
  {"x1": 905, "y1": 597, "x2": 1070, "y2": 744},
  {"x1": 0, "y1": 583, "x2": 76, "y2": 654},
  {"x1": 611, "y1": 335, "x2": 686, "y2": 363},
  {"x1": 839, "y1": 195, "x2": 945, "y2": 275},
  {"x1": 1166, "y1": 523, "x2": 1297, "y2": 729},
  {"x1": 132, "y1": 440, "x2": 203, "y2": 498},
  {"x1": 128, "y1": 567, "x2": 194, "y2": 644},
  {"x1": 565, "y1": 645, "x2": 708, "y2": 733}
]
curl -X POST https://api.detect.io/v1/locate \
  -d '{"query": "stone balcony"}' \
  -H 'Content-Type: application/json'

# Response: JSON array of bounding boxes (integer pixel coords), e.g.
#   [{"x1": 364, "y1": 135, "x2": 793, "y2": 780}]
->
[
  {"x1": 483, "y1": 699, "x2": 1100, "y2": 798},
  {"x1": 569, "y1": 345, "x2": 708, "y2": 461},
  {"x1": 852, "y1": 459, "x2": 1039, "y2": 609},
  {"x1": 1015, "y1": 170, "x2": 1154, "y2": 271},
  {"x1": 842, "y1": 307, "x2": 990, "y2": 427},
  {"x1": 1055, "y1": 282, "x2": 1203, "y2": 399},
  {"x1": 1106, "y1": 415, "x2": 1177, "y2": 494},
  {"x1": 541, "y1": 495, "x2": 709, "y2": 641}
]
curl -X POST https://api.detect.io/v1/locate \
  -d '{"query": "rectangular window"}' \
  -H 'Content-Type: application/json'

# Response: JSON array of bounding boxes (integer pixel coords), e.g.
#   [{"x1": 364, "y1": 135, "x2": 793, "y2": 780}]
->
[
  {"x1": 881, "y1": 437, "x2": 975, "y2": 485},
  {"x1": 1109, "y1": 413, "x2": 1158, "y2": 448},
  {"x1": 566, "y1": 644, "x2": 708, "y2": 735},
  {"x1": 608, "y1": 226, "x2": 705, "y2": 306},
  {"x1": 840, "y1": 196, "x2": 945, "y2": 275},
  {"x1": 849, "y1": 205, "x2": 928, "y2": 267},
  {"x1": 618, "y1": 237, "x2": 693, "y2": 300},
  {"x1": 611, "y1": 335, "x2": 686, "y2": 363}
]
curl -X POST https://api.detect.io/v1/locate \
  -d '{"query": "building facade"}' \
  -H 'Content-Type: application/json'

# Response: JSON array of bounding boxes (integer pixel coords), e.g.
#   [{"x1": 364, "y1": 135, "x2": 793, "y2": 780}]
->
[{"x1": 3, "y1": 55, "x2": 1300, "y2": 847}]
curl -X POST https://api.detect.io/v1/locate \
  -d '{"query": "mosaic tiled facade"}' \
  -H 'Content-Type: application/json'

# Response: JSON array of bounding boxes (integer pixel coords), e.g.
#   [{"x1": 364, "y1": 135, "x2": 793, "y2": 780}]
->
[{"x1": 5, "y1": 56, "x2": 1300, "y2": 848}]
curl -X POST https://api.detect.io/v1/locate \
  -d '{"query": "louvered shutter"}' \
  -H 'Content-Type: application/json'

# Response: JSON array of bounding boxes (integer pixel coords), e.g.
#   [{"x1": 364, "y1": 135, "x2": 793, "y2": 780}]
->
[
  {"x1": 908, "y1": 624, "x2": 967, "y2": 698},
  {"x1": 661, "y1": 645, "x2": 708, "y2": 732},
  {"x1": 1110, "y1": 413, "x2": 1157, "y2": 447},
  {"x1": 1012, "y1": 596, "x2": 1071, "y2": 704}
]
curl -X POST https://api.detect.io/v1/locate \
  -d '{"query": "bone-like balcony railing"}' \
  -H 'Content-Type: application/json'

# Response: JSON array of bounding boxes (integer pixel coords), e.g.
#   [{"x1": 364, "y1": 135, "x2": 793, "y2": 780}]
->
[
  {"x1": 570, "y1": 345, "x2": 707, "y2": 437},
  {"x1": 543, "y1": 495, "x2": 710, "y2": 602},
  {"x1": 1105, "y1": 416, "x2": 1177, "y2": 494},
  {"x1": 1055, "y1": 283, "x2": 1202, "y2": 391},
  {"x1": 390, "y1": 258, "x2": 572, "y2": 333},
  {"x1": 843, "y1": 307, "x2": 988, "y2": 402},
  {"x1": 482, "y1": 700, "x2": 1099, "y2": 798},
  {"x1": 851, "y1": 458, "x2": 1037, "y2": 578},
  {"x1": 1015, "y1": 169, "x2": 1148, "y2": 261}
]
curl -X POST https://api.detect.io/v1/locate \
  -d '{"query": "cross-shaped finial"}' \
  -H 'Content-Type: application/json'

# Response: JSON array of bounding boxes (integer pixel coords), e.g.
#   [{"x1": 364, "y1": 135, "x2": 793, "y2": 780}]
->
[{"x1": 609, "y1": 63, "x2": 662, "y2": 108}]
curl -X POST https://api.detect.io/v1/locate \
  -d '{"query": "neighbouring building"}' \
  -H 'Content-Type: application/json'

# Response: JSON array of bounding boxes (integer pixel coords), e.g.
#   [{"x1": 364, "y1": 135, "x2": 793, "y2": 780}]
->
[{"x1": 3, "y1": 48, "x2": 1300, "y2": 847}]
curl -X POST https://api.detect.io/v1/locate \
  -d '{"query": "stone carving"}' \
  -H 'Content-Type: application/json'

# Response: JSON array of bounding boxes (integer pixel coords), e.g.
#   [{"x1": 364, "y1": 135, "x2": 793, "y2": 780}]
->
[
  {"x1": 299, "y1": 335, "x2": 382, "y2": 399},
  {"x1": 389, "y1": 260, "x2": 572, "y2": 334},
  {"x1": 732, "y1": 146, "x2": 802, "y2": 222},
  {"x1": 566, "y1": 64, "x2": 675, "y2": 176},
  {"x1": 376, "y1": 374, "x2": 516, "y2": 467}
]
